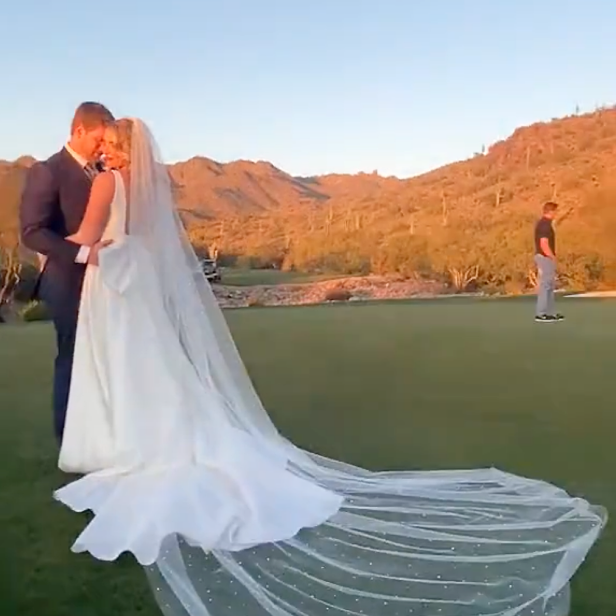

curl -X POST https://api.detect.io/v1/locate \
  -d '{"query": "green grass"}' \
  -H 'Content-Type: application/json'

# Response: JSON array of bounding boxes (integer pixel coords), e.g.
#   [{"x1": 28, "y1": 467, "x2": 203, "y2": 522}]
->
[
  {"x1": 220, "y1": 267, "x2": 343, "y2": 286},
  {"x1": 0, "y1": 297, "x2": 614, "y2": 615}
]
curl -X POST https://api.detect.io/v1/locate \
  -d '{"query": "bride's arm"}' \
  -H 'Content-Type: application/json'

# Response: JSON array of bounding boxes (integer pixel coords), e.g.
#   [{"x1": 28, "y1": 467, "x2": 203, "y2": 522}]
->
[{"x1": 66, "y1": 171, "x2": 115, "y2": 246}]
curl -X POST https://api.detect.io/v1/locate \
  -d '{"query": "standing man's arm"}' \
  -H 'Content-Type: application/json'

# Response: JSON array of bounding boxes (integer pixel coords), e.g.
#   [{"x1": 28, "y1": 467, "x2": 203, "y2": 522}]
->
[
  {"x1": 539, "y1": 237, "x2": 555, "y2": 260},
  {"x1": 19, "y1": 163, "x2": 81, "y2": 263},
  {"x1": 537, "y1": 219, "x2": 556, "y2": 260}
]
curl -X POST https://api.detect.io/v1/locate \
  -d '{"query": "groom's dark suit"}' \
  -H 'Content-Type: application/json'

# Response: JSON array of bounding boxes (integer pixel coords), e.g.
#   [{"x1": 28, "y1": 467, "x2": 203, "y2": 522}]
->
[{"x1": 19, "y1": 148, "x2": 94, "y2": 442}]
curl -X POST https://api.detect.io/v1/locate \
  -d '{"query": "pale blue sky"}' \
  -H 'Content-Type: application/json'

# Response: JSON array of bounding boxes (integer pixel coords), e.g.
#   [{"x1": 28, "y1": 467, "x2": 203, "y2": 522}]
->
[{"x1": 0, "y1": 0, "x2": 614, "y2": 177}]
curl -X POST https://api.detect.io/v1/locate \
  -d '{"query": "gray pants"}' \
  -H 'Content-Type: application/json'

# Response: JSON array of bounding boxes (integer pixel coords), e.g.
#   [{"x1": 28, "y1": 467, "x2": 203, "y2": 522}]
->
[{"x1": 535, "y1": 254, "x2": 556, "y2": 316}]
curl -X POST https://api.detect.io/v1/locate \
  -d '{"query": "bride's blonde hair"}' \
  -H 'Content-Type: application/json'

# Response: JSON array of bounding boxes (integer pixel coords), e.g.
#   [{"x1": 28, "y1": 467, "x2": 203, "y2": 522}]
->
[{"x1": 107, "y1": 118, "x2": 134, "y2": 168}]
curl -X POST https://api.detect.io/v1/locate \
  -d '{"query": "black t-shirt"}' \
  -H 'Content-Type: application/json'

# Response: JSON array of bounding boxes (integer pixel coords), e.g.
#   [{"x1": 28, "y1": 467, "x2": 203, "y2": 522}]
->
[{"x1": 535, "y1": 217, "x2": 555, "y2": 256}]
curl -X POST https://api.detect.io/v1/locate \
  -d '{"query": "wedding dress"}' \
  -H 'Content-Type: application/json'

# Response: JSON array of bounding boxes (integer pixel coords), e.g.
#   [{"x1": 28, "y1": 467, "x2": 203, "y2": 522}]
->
[
  {"x1": 55, "y1": 120, "x2": 606, "y2": 616},
  {"x1": 57, "y1": 168, "x2": 342, "y2": 559}
]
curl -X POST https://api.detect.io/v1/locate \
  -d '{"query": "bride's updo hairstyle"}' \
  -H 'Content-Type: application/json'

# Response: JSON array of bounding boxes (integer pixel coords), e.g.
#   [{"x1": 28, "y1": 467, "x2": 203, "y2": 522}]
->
[{"x1": 107, "y1": 118, "x2": 134, "y2": 169}]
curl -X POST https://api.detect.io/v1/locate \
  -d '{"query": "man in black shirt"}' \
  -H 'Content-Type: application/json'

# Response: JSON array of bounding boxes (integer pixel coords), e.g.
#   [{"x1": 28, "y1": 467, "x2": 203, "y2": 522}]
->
[{"x1": 534, "y1": 201, "x2": 563, "y2": 322}]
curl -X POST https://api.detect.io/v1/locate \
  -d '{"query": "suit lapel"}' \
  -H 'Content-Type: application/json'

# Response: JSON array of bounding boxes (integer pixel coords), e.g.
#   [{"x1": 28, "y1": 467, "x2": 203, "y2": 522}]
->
[
  {"x1": 60, "y1": 147, "x2": 94, "y2": 186},
  {"x1": 31, "y1": 149, "x2": 93, "y2": 288},
  {"x1": 59, "y1": 147, "x2": 93, "y2": 226}
]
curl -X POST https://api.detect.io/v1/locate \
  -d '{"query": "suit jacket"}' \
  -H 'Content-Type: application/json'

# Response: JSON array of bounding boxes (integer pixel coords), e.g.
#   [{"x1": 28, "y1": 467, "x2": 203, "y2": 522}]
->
[{"x1": 19, "y1": 148, "x2": 94, "y2": 298}]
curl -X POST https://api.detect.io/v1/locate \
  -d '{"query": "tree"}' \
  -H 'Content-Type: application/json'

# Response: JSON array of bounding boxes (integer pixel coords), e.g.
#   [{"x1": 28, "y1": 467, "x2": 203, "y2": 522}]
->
[
  {"x1": 428, "y1": 221, "x2": 488, "y2": 292},
  {"x1": 0, "y1": 234, "x2": 22, "y2": 322},
  {"x1": 371, "y1": 235, "x2": 430, "y2": 278}
]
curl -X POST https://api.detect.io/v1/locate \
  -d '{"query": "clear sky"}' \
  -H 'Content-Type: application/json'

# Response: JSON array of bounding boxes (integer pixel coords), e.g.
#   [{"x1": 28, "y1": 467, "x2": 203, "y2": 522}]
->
[{"x1": 1, "y1": 0, "x2": 614, "y2": 177}]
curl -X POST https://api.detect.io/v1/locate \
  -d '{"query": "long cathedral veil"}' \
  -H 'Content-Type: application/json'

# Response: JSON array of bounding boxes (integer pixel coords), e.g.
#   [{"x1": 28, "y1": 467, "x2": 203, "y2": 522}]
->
[{"x1": 127, "y1": 118, "x2": 606, "y2": 616}]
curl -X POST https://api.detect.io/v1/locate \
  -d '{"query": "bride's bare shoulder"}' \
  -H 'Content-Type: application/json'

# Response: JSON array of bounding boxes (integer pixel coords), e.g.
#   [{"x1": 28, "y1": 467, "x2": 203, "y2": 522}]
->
[{"x1": 91, "y1": 170, "x2": 115, "y2": 197}]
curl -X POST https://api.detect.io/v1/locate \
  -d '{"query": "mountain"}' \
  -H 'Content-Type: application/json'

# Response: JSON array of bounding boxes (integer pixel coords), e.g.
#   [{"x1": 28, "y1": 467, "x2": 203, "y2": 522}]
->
[
  {"x1": 2, "y1": 106, "x2": 616, "y2": 291},
  {"x1": 169, "y1": 156, "x2": 330, "y2": 221},
  {"x1": 180, "y1": 106, "x2": 616, "y2": 291}
]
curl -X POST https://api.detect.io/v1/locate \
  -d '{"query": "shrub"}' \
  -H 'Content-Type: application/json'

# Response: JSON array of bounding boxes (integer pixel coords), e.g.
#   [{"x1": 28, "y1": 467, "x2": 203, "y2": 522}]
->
[
  {"x1": 247, "y1": 293, "x2": 265, "y2": 307},
  {"x1": 19, "y1": 300, "x2": 51, "y2": 322},
  {"x1": 12, "y1": 263, "x2": 39, "y2": 303},
  {"x1": 324, "y1": 289, "x2": 352, "y2": 302}
]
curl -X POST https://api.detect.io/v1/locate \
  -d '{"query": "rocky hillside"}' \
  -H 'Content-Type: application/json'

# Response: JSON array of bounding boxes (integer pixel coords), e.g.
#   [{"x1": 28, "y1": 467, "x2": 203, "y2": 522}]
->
[{"x1": 2, "y1": 106, "x2": 616, "y2": 291}]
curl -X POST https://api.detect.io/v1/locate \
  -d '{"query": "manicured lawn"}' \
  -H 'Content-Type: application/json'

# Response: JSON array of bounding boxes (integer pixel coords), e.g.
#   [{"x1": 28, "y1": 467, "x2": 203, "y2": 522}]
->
[{"x1": 0, "y1": 297, "x2": 613, "y2": 615}]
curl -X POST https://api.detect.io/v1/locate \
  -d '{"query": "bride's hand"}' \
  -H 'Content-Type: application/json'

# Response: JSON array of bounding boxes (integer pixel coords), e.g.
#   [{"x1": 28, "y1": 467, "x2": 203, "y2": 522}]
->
[{"x1": 87, "y1": 240, "x2": 113, "y2": 266}]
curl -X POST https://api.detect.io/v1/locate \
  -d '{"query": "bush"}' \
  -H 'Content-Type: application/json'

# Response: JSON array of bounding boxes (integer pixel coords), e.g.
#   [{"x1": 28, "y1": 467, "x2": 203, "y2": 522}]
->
[
  {"x1": 19, "y1": 300, "x2": 51, "y2": 322},
  {"x1": 502, "y1": 279, "x2": 528, "y2": 296},
  {"x1": 12, "y1": 263, "x2": 39, "y2": 303},
  {"x1": 247, "y1": 292, "x2": 265, "y2": 307},
  {"x1": 324, "y1": 289, "x2": 352, "y2": 302}
]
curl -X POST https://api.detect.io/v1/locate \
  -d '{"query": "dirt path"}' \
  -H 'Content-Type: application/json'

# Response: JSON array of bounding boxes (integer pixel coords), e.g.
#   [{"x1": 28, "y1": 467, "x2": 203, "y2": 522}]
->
[{"x1": 212, "y1": 275, "x2": 447, "y2": 308}]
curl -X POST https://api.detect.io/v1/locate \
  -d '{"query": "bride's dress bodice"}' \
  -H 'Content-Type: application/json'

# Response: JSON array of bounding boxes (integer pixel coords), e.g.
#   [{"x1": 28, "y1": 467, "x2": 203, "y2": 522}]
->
[{"x1": 101, "y1": 170, "x2": 127, "y2": 242}]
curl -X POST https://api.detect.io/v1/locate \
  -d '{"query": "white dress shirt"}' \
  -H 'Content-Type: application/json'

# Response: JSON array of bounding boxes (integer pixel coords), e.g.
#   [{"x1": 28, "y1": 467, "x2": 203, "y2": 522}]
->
[{"x1": 64, "y1": 143, "x2": 92, "y2": 264}]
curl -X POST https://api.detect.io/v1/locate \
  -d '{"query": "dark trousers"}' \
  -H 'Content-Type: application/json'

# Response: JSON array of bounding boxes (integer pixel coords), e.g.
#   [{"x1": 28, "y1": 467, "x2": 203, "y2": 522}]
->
[{"x1": 38, "y1": 267, "x2": 84, "y2": 443}]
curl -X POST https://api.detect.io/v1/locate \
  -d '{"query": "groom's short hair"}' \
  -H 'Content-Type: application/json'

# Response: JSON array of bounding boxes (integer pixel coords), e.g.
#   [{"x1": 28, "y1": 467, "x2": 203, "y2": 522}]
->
[{"x1": 70, "y1": 102, "x2": 114, "y2": 134}]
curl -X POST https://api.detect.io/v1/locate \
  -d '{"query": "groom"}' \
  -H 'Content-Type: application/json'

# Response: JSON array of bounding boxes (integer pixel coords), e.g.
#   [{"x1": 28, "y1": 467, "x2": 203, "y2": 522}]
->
[{"x1": 19, "y1": 102, "x2": 115, "y2": 443}]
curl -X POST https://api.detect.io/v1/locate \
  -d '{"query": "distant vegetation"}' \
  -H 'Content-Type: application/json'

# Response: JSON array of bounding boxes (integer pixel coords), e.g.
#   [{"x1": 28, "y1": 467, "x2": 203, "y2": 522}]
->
[
  {"x1": 221, "y1": 268, "x2": 344, "y2": 287},
  {"x1": 3, "y1": 106, "x2": 616, "y2": 318},
  {"x1": 184, "y1": 106, "x2": 616, "y2": 294}
]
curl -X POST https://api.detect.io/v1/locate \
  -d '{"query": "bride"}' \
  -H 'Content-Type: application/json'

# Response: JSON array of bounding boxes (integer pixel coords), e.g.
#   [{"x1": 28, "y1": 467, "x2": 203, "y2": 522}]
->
[{"x1": 55, "y1": 118, "x2": 606, "y2": 616}]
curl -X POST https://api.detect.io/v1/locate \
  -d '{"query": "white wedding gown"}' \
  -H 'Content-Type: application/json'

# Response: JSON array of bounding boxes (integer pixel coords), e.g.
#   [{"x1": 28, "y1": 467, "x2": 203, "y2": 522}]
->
[
  {"x1": 54, "y1": 122, "x2": 606, "y2": 616},
  {"x1": 56, "y1": 171, "x2": 343, "y2": 563}
]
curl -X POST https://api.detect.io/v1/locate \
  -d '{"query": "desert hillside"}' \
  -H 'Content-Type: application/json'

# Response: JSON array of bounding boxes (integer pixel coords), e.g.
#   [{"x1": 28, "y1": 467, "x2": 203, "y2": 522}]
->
[{"x1": 2, "y1": 106, "x2": 616, "y2": 292}]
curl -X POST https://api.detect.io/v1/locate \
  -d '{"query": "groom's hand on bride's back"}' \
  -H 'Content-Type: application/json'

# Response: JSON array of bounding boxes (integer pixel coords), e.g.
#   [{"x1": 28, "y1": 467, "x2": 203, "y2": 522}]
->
[{"x1": 87, "y1": 240, "x2": 113, "y2": 266}]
